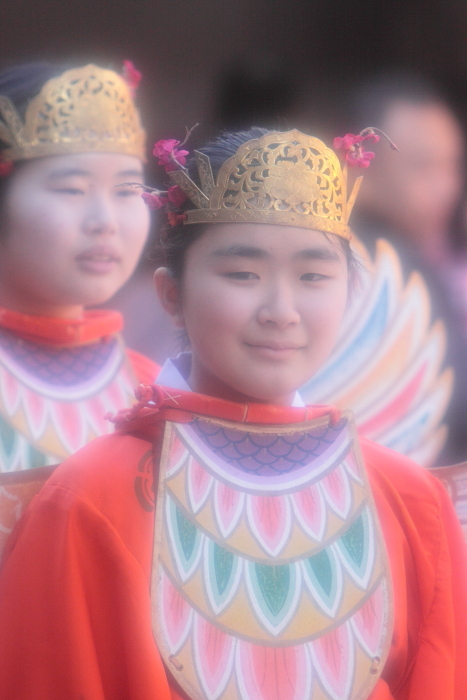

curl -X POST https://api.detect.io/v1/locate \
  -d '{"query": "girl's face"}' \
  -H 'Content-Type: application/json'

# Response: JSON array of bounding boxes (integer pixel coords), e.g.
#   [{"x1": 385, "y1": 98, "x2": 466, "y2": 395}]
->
[
  {"x1": 0, "y1": 152, "x2": 150, "y2": 317},
  {"x1": 156, "y1": 223, "x2": 349, "y2": 405}
]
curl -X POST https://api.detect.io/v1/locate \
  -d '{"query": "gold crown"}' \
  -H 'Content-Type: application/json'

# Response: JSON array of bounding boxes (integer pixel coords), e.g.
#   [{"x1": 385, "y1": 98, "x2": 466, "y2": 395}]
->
[
  {"x1": 169, "y1": 129, "x2": 362, "y2": 240},
  {"x1": 0, "y1": 64, "x2": 146, "y2": 162}
]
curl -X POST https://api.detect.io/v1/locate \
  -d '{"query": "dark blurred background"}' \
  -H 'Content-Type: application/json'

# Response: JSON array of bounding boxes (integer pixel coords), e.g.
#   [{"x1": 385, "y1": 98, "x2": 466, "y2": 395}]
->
[
  {"x1": 4, "y1": 0, "x2": 467, "y2": 366},
  {"x1": 4, "y1": 0, "x2": 467, "y2": 167}
]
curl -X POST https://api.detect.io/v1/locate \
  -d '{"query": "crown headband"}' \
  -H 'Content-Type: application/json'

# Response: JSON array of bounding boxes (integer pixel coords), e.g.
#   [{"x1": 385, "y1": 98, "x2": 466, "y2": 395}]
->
[
  {"x1": 0, "y1": 64, "x2": 146, "y2": 162},
  {"x1": 168, "y1": 129, "x2": 364, "y2": 240}
]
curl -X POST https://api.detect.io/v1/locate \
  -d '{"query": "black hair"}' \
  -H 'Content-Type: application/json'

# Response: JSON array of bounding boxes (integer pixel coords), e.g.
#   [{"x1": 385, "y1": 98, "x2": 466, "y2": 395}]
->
[
  {"x1": 155, "y1": 127, "x2": 359, "y2": 287},
  {"x1": 347, "y1": 72, "x2": 447, "y2": 133},
  {"x1": 0, "y1": 62, "x2": 70, "y2": 217}
]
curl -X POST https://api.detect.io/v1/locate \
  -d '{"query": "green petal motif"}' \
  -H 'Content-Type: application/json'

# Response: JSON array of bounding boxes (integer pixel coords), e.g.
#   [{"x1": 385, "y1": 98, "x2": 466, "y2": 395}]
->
[
  {"x1": 255, "y1": 563, "x2": 290, "y2": 616},
  {"x1": 166, "y1": 496, "x2": 202, "y2": 580},
  {"x1": 0, "y1": 415, "x2": 16, "y2": 457},
  {"x1": 214, "y1": 544, "x2": 234, "y2": 596},
  {"x1": 205, "y1": 540, "x2": 242, "y2": 615},
  {"x1": 336, "y1": 507, "x2": 374, "y2": 587},
  {"x1": 307, "y1": 549, "x2": 333, "y2": 596},
  {"x1": 302, "y1": 545, "x2": 342, "y2": 618},
  {"x1": 246, "y1": 560, "x2": 299, "y2": 635},
  {"x1": 176, "y1": 506, "x2": 197, "y2": 562},
  {"x1": 340, "y1": 515, "x2": 364, "y2": 568}
]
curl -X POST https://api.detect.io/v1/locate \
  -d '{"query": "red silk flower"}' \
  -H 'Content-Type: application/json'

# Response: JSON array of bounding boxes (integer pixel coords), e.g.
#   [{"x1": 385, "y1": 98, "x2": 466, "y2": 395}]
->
[
  {"x1": 122, "y1": 60, "x2": 142, "y2": 96},
  {"x1": 141, "y1": 192, "x2": 168, "y2": 210},
  {"x1": 153, "y1": 139, "x2": 189, "y2": 172},
  {"x1": 334, "y1": 132, "x2": 380, "y2": 168},
  {"x1": 167, "y1": 185, "x2": 187, "y2": 207}
]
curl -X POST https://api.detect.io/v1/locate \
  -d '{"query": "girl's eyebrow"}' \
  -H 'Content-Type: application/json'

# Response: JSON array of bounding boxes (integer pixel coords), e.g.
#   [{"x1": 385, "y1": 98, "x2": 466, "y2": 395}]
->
[
  {"x1": 47, "y1": 168, "x2": 92, "y2": 179},
  {"x1": 211, "y1": 244, "x2": 341, "y2": 261},
  {"x1": 294, "y1": 247, "x2": 341, "y2": 262},
  {"x1": 116, "y1": 169, "x2": 144, "y2": 178},
  {"x1": 47, "y1": 168, "x2": 144, "y2": 179}
]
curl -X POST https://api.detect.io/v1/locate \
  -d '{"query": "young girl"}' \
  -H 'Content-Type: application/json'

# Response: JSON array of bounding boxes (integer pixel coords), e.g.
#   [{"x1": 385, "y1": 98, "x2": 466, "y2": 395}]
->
[
  {"x1": 0, "y1": 61, "x2": 157, "y2": 472},
  {"x1": 0, "y1": 128, "x2": 465, "y2": 700}
]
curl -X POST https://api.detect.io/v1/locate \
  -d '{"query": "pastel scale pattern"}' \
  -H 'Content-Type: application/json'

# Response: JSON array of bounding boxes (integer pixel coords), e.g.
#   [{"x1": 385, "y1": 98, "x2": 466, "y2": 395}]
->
[
  {"x1": 152, "y1": 414, "x2": 393, "y2": 700},
  {"x1": 299, "y1": 238, "x2": 452, "y2": 468},
  {"x1": 0, "y1": 330, "x2": 137, "y2": 471}
]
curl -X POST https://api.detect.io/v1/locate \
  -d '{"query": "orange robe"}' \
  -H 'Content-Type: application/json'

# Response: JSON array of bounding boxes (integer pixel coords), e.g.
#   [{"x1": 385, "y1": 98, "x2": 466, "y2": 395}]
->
[{"x1": 0, "y1": 392, "x2": 466, "y2": 700}]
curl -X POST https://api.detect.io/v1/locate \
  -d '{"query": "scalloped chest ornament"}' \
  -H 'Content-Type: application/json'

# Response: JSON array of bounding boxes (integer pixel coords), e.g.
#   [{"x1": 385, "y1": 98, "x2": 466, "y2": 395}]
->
[
  {"x1": 0, "y1": 330, "x2": 136, "y2": 470},
  {"x1": 151, "y1": 412, "x2": 394, "y2": 700}
]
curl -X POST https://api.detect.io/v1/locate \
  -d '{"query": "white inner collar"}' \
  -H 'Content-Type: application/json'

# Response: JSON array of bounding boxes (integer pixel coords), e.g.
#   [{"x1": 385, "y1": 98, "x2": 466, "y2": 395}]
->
[{"x1": 156, "y1": 352, "x2": 305, "y2": 407}]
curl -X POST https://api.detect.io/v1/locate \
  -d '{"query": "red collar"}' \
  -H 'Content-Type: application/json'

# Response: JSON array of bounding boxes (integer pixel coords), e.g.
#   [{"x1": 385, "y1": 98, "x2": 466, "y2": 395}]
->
[
  {"x1": 0, "y1": 307, "x2": 123, "y2": 347},
  {"x1": 113, "y1": 384, "x2": 342, "y2": 440}
]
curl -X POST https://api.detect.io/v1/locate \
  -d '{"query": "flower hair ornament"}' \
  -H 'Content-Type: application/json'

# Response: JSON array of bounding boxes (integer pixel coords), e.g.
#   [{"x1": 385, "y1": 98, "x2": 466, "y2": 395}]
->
[{"x1": 131, "y1": 125, "x2": 397, "y2": 239}]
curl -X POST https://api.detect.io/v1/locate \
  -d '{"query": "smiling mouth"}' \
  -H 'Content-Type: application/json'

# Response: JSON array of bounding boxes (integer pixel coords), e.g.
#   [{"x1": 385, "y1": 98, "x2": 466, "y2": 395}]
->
[
  {"x1": 244, "y1": 342, "x2": 304, "y2": 359},
  {"x1": 75, "y1": 247, "x2": 121, "y2": 273},
  {"x1": 246, "y1": 342, "x2": 303, "y2": 351}
]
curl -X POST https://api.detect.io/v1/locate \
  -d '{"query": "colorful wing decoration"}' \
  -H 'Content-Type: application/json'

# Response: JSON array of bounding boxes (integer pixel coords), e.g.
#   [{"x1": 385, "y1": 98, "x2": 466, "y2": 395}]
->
[{"x1": 299, "y1": 238, "x2": 453, "y2": 468}]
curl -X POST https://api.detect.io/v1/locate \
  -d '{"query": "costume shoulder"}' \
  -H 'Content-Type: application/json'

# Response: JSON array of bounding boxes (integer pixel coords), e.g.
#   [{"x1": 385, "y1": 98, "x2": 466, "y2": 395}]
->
[
  {"x1": 126, "y1": 347, "x2": 160, "y2": 384},
  {"x1": 360, "y1": 436, "x2": 442, "y2": 500},
  {"x1": 360, "y1": 436, "x2": 467, "y2": 699},
  {"x1": 8, "y1": 432, "x2": 158, "y2": 571}
]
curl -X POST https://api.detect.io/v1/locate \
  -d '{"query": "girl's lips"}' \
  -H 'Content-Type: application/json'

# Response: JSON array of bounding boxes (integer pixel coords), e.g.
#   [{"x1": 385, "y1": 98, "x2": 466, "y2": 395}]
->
[
  {"x1": 245, "y1": 342, "x2": 304, "y2": 360},
  {"x1": 75, "y1": 246, "x2": 121, "y2": 274}
]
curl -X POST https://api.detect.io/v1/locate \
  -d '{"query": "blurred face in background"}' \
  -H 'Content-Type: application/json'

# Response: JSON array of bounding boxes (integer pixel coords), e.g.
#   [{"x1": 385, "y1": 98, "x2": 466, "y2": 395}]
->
[
  {"x1": 357, "y1": 99, "x2": 464, "y2": 262},
  {"x1": 0, "y1": 152, "x2": 150, "y2": 318}
]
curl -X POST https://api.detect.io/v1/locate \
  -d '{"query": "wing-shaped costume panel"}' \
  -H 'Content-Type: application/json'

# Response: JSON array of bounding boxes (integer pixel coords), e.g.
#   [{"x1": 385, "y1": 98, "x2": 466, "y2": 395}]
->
[{"x1": 300, "y1": 238, "x2": 453, "y2": 468}]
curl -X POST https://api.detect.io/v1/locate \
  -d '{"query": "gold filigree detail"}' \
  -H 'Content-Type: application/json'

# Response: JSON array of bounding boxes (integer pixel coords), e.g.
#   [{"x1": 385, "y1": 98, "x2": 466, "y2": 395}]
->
[
  {"x1": 169, "y1": 129, "x2": 362, "y2": 239},
  {"x1": 0, "y1": 64, "x2": 146, "y2": 162}
]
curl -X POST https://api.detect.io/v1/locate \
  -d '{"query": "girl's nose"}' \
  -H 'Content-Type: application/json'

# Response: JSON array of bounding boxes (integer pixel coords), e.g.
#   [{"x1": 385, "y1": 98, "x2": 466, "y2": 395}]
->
[
  {"x1": 83, "y1": 196, "x2": 118, "y2": 235},
  {"x1": 257, "y1": 285, "x2": 300, "y2": 328}
]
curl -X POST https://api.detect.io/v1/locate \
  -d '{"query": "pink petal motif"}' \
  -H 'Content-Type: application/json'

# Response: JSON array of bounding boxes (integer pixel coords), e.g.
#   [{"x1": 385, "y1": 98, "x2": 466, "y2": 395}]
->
[
  {"x1": 320, "y1": 463, "x2": 352, "y2": 520},
  {"x1": 21, "y1": 388, "x2": 48, "y2": 440},
  {"x1": 0, "y1": 367, "x2": 21, "y2": 416},
  {"x1": 246, "y1": 494, "x2": 291, "y2": 557},
  {"x1": 343, "y1": 449, "x2": 362, "y2": 484},
  {"x1": 193, "y1": 613, "x2": 235, "y2": 700},
  {"x1": 187, "y1": 457, "x2": 213, "y2": 514},
  {"x1": 104, "y1": 379, "x2": 129, "y2": 414},
  {"x1": 159, "y1": 569, "x2": 193, "y2": 655},
  {"x1": 292, "y1": 482, "x2": 326, "y2": 542},
  {"x1": 166, "y1": 434, "x2": 188, "y2": 477},
  {"x1": 51, "y1": 400, "x2": 86, "y2": 453},
  {"x1": 85, "y1": 396, "x2": 110, "y2": 436},
  {"x1": 350, "y1": 582, "x2": 387, "y2": 658},
  {"x1": 309, "y1": 621, "x2": 355, "y2": 700},
  {"x1": 236, "y1": 640, "x2": 312, "y2": 700},
  {"x1": 213, "y1": 480, "x2": 245, "y2": 538}
]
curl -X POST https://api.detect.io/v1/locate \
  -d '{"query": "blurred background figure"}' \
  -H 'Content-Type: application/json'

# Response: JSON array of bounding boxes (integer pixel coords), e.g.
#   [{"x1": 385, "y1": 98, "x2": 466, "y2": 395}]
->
[
  {"x1": 348, "y1": 74, "x2": 465, "y2": 266},
  {"x1": 344, "y1": 74, "x2": 467, "y2": 463}
]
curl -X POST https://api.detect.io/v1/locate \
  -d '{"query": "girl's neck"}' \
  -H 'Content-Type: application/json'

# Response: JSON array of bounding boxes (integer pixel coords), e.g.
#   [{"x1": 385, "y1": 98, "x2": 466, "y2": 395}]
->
[
  {"x1": 188, "y1": 355, "x2": 296, "y2": 406},
  {"x1": 0, "y1": 289, "x2": 83, "y2": 320}
]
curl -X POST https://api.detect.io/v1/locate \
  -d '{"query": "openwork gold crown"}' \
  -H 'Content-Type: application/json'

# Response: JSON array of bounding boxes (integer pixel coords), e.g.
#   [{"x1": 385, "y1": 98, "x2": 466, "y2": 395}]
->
[
  {"x1": 0, "y1": 64, "x2": 146, "y2": 162},
  {"x1": 169, "y1": 129, "x2": 362, "y2": 239}
]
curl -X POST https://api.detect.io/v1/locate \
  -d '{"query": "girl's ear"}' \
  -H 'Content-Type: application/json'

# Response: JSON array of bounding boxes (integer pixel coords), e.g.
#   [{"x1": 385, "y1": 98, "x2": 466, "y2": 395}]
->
[{"x1": 154, "y1": 267, "x2": 186, "y2": 328}]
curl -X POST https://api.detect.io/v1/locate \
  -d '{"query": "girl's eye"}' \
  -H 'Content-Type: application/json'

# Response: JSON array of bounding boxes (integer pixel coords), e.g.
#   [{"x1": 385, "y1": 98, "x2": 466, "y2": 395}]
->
[
  {"x1": 301, "y1": 273, "x2": 328, "y2": 282},
  {"x1": 54, "y1": 187, "x2": 85, "y2": 195},
  {"x1": 116, "y1": 188, "x2": 139, "y2": 197},
  {"x1": 224, "y1": 271, "x2": 260, "y2": 281}
]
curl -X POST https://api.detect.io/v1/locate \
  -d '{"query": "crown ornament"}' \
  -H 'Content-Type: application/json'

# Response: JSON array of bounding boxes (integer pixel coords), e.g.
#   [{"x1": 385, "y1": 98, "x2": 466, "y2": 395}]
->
[
  {"x1": 0, "y1": 64, "x2": 146, "y2": 162},
  {"x1": 168, "y1": 129, "x2": 365, "y2": 240}
]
